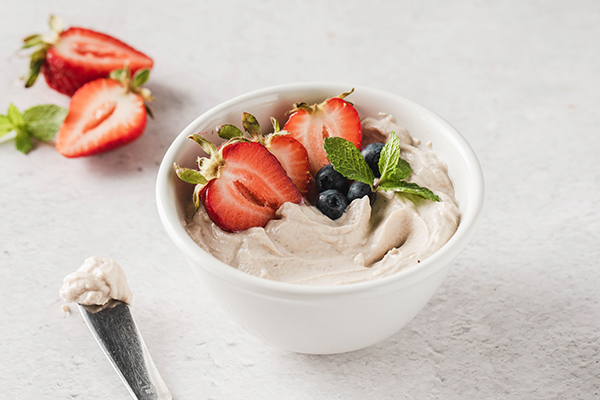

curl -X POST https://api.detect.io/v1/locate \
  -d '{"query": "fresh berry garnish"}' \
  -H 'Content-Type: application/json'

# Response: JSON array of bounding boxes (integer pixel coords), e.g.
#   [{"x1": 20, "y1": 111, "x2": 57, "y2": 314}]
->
[
  {"x1": 323, "y1": 133, "x2": 440, "y2": 202},
  {"x1": 175, "y1": 135, "x2": 302, "y2": 232},
  {"x1": 20, "y1": 16, "x2": 153, "y2": 96},
  {"x1": 55, "y1": 64, "x2": 154, "y2": 157},
  {"x1": 283, "y1": 89, "x2": 362, "y2": 176},
  {"x1": 315, "y1": 189, "x2": 348, "y2": 220},
  {"x1": 361, "y1": 142, "x2": 385, "y2": 178},
  {"x1": 216, "y1": 113, "x2": 311, "y2": 196},
  {"x1": 347, "y1": 181, "x2": 375, "y2": 205},
  {"x1": 315, "y1": 164, "x2": 349, "y2": 194}
]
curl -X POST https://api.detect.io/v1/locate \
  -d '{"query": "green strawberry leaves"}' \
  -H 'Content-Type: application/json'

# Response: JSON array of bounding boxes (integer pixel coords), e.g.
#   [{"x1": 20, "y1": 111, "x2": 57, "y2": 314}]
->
[
  {"x1": 20, "y1": 16, "x2": 63, "y2": 88},
  {"x1": 0, "y1": 103, "x2": 68, "y2": 154},
  {"x1": 217, "y1": 124, "x2": 244, "y2": 140},
  {"x1": 241, "y1": 112, "x2": 261, "y2": 140},
  {"x1": 323, "y1": 131, "x2": 440, "y2": 202},
  {"x1": 173, "y1": 133, "x2": 228, "y2": 209},
  {"x1": 174, "y1": 164, "x2": 208, "y2": 185},
  {"x1": 132, "y1": 68, "x2": 150, "y2": 88},
  {"x1": 108, "y1": 64, "x2": 155, "y2": 118}
]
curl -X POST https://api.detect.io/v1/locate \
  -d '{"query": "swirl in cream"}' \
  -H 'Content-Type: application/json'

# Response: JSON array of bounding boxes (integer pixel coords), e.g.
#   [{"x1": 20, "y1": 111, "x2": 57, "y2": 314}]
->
[{"x1": 185, "y1": 114, "x2": 460, "y2": 285}]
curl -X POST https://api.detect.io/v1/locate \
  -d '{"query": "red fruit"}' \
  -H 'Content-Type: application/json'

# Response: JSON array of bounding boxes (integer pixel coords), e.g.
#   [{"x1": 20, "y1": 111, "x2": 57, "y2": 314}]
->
[
  {"x1": 55, "y1": 79, "x2": 147, "y2": 157},
  {"x1": 22, "y1": 18, "x2": 153, "y2": 96},
  {"x1": 202, "y1": 141, "x2": 302, "y2": 232},
  {"x1": 266, "y1": 135, "x2": 311, "y2": 196},
  {"x1": 43, "y1": 28, "x2": 153, "y2": 96},
  {"x1": 283, "y1": 92, "x2": 362, "y2": 176},
  {"x1": 216, "y1": 113, "x2": 311, "y2": 196}
]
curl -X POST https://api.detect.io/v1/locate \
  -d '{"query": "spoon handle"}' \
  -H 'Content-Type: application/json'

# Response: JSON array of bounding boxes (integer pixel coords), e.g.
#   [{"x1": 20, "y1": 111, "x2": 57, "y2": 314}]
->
[{"x1": 79, "y1": 302, "x2": 172, "y2": 400}]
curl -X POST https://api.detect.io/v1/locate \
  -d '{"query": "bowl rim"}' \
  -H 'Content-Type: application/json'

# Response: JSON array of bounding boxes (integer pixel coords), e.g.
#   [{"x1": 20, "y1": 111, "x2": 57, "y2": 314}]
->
[{"x1": 156, "y1": 82, "x2": 484, "y2": 297}]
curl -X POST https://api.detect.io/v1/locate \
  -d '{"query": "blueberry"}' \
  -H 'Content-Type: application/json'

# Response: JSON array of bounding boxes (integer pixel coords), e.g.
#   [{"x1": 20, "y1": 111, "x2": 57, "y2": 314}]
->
[
  {"x1": 347, "y1": 181, "x2": 375, "y2": 205},
  {"x1": 316, "y1": 164, "x2": 349, "y2": 193},
  {"x1": 361, "y1": 142, "x2": 385, "y2": 177},
  {"x1": 315, "y1": 189, "x2": 348, "y2": 220}
]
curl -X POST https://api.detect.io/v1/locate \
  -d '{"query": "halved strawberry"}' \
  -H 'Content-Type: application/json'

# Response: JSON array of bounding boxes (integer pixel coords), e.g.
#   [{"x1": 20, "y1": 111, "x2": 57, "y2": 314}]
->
[
  {"x1": 283, "y1": 90, "x2": 362, "y2": 176},
  {"x1": 216, "y1": 113, "x2": 311, "y2": 196},
  {"x1": 175, "y1": 136, "x2": 302, "y2": 232},
  {"x1": 21, "y1": 16, "x2": 153, "y2": 96},
  {"x1": 55, "y1": 66, "x2": 153, "y2": 157},
  {"x1": 266, "y1": 135, "x2": 311, "y2": 196}
]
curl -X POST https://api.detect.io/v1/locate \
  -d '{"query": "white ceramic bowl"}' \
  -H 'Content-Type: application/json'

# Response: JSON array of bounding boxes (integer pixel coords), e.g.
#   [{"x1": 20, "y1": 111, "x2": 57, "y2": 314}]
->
[{"x1": 156, "y1": 82, "x2": 484, "y2": 354}]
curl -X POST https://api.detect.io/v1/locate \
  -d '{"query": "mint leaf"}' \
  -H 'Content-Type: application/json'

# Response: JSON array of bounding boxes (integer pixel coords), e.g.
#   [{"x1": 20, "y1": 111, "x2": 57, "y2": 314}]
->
[
  {"x1": 7, "y1": 104, "x2": 24, "y2": 127},
  {"x1": 15, "y1": 127, "x2": 32, "y2": 154},
  {"x1": 217, "y1": 124, "x2": 244, "y2": 139},
  {"x1": 0, "y1": 115, "x2": 14, "y2": 137},
  {"x1": 23, "y1": 104, "x2": 68, "y2": 142},
  {"x1": 378, "y1": 131, "x2": 401, "y2": 180},
  {"x1": 394, "y1": 158, "x2": 412, "y2": 181},
  {"x1": 378, "y1": 180, "x2": 440, "y2": 202},
  {"x1": 323, "y1": 137, "x2": 374, "y2": 187},
  {"x1": 378, "y1": 131, "x2": 412, "y2": 182},
  {"x1": 174, "y1": 163, "x2": 208, "y2": 185}
]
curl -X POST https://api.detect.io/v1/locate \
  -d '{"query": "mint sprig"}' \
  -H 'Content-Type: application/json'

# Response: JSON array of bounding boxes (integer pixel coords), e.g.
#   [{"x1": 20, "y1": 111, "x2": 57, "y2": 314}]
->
[
  {"x1": 323, "y1": 132, "x2": 440, "y2": 202},
  {"x1": 0, "y1": 103, "x2": 68, "y2": 154}
]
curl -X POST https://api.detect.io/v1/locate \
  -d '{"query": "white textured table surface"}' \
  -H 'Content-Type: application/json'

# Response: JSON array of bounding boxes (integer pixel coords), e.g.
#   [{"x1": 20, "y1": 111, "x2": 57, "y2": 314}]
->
[{"x1": 1, "y1": 1, "x2": 599, "y2": 399}]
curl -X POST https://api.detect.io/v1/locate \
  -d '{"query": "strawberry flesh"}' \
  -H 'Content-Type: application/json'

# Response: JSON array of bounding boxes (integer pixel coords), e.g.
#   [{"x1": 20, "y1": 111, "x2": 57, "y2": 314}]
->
[
  {"x1": 55, "y1": 79, "x2": 146, "y2": 157},
  {"x1": 203, "y1": 141, "x2": 302, "y2": 232},
  {"x1": 284, "y1": 97, "x2": 362, "y2": 176},
  {"x1": 266, "y1": 135, "x2": 311, "y2": 196},
  {"x1": 44, "y1": 28, "x2": 153, "y2": 96}
]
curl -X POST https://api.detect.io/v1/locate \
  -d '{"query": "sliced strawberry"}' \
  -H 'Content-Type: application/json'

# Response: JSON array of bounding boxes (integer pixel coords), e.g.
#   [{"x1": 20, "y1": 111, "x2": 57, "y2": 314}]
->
[
  {"x1": 216, "y1": 113, "x2": 311, "y2": 196},
  {"x1": 55, "y1": 78, "x2": 146, "y2": 157},
  {"x1": 283, "y1": 92, "x2": 362, "y2": 176},
  {"x1": 266, "y1": 135, "x2": 311, "y2": 196},
  {"x1": 202, "y1": 141, "x2": 302, "y2": 232},
  {"x1": 21, "y1": 18, "x2": 153, "y2": 96}
]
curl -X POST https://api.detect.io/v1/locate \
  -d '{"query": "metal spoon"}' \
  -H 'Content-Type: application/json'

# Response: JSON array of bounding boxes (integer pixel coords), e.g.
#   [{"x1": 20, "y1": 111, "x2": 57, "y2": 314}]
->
[{"x1": 79, "y1": 300, "x2": 173, "y2": 400}]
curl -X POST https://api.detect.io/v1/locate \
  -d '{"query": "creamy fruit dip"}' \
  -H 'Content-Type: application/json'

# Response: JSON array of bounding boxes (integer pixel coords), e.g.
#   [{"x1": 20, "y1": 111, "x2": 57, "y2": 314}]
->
[
  {"x1": 185, "y1": 114, "x2": 460, "y2": 285},
  {"x1": 59, "y1": 256, "x2": 133, "y2": 305}
]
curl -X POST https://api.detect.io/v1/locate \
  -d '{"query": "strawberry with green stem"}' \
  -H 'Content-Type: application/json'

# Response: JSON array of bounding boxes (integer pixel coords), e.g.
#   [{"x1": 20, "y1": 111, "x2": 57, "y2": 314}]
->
[
  {"x1": 174, "y1": 134, "x2": 303, "y2": 232},
  {"x1": 283, "y1": 89, "x2": 362, "y2": 176},
  {"x1": 217, "y1": 113, "x2": 311, "y2": 196},
  {"x1": 20, "y1": 16, "x2": 153, "y2": 96},
  {"x1": 55, "y1": 64, "x2": 154, "y2": 157}
]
